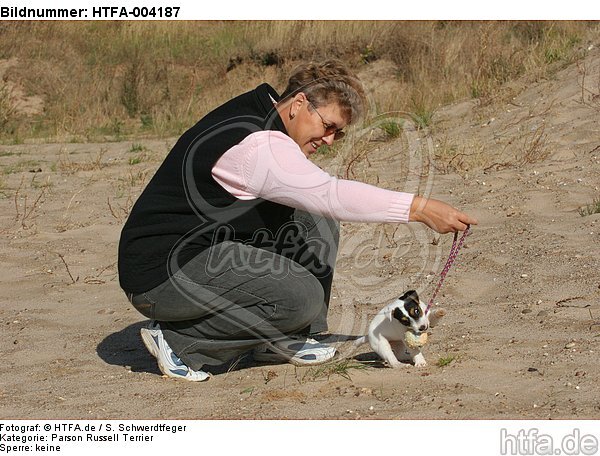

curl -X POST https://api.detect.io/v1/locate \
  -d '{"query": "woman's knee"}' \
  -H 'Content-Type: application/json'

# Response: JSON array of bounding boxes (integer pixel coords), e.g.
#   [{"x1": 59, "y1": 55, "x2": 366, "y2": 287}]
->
[{"x1": 273, "y1": 274, "x2": 324, "y2": 332}]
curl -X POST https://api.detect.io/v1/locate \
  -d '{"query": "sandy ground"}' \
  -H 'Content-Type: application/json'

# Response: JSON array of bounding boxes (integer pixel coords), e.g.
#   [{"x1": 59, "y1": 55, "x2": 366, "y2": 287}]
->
[{"x1": 1, "y1": 48, "x2": 599, "y2": 420}]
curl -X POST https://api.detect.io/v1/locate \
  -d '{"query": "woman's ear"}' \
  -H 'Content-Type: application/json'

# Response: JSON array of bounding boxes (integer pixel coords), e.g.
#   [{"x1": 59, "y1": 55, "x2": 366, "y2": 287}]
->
[
  {"x1": 290, "y1": 92, "x2": 305, "y2": 119},
  {"x1": 294, "y1": 92, "x2": 306, "y2": 103}
]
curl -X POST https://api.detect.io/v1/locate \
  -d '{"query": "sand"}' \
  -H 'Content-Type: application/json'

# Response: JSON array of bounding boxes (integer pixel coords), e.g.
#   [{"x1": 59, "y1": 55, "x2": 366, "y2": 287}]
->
[{"x1": 1, "y1": 47, "x2": 599, "y2": 420}]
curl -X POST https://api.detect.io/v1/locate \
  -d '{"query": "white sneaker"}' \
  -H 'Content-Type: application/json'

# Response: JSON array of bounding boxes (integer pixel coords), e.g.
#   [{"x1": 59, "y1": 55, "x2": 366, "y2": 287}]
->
[
  {"x1": 140, "y1": 321, "x2": 210, "y2": 382},
  {"x1": 253, "y1": 336, "x2": 336, "y2": 366}
]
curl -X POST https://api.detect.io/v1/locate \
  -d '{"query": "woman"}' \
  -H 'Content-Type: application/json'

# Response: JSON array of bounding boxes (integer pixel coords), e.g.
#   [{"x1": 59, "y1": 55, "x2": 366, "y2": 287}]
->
[{"x1": 118, "y1": 60, "x2": 477, "y2": 381}]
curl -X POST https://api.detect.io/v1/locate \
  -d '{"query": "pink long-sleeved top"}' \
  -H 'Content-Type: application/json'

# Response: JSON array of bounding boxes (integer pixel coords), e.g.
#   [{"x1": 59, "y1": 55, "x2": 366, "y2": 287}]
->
[{"x1": 211, "y1": 130, "x2": 414, "y2": 223}]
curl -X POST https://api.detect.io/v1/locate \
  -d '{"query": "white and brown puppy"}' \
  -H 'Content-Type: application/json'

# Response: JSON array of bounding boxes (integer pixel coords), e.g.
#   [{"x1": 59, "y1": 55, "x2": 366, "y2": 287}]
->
[{"x1": 354, "y1": 290, "x2": 446, "y2": 368}]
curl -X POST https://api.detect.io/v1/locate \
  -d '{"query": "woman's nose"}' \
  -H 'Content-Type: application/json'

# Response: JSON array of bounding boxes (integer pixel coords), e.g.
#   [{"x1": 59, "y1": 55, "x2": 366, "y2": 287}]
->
[{"x1": 322, "y1": 132, "x2": 335, "y2": 145}]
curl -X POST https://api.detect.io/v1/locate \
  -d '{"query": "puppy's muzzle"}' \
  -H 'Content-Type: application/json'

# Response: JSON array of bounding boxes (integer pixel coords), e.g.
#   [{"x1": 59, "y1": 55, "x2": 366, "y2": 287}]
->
[{"x1": 415, "y1": 324, "x2": 428, "y2": 335}]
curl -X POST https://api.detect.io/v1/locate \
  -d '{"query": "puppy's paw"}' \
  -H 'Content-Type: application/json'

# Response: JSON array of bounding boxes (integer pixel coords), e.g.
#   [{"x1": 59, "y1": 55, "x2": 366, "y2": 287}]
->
[
  {"x1": 414, "y1": 358, "x2": 428, "y2": 368},
  {"x1": 432, "y1": 308, "x2": 446, "y2": 318},
  {"x1": 429, "y1": 307, "x2": 446, "y2": 328},
  {"x1": 413, "y1": 353, "x2": 427, "y2": 368},
  {"x1": 387, "y1": 360, "x2": 409, "y2": 369}
]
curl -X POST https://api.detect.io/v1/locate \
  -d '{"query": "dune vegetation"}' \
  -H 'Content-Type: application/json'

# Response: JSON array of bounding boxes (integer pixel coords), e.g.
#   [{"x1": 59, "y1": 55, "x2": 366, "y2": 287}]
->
[{"x1": 0, "y1": 21, "x2": 597, "y2": 143}]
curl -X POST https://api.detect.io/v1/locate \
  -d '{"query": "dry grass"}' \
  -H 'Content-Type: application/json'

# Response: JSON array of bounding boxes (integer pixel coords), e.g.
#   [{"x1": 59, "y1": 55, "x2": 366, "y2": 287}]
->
[
  {"x1": 577, "y1": 58, "x2": 600, "y2": 110},
  {"x1": 295, "y1": 359, "x2": 370, "y2": 383},
  {"x1": 0, "y1": 21, "x2": 596, "y2": 143},
  {"x1": 12, "y1": 174, "x2": 47, "y2": 230},
  {"x1": 107, "y1": 167, "x2": 151, "y2": 223},
  {"x1": 0, "y1": 81, "x2": 17, "y2": 130},
  {"x1": 519, "y1": 123, "x2": 550, "y2": 165},
  {"x1": 431, "y1": 137, "x2": 485, "y2": 175},
  {"x1": 56, "y1": 148, "x2": 108, "y2": 174},
  {"x1": 578, "y1": 198, "x2": 600, "y2": 217}
]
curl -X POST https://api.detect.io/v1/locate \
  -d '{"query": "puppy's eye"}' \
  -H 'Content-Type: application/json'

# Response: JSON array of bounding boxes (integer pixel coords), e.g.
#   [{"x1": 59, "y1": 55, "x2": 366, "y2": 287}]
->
[{"x1": 409, "y1": 308, "x2": 421, "y2": 318}]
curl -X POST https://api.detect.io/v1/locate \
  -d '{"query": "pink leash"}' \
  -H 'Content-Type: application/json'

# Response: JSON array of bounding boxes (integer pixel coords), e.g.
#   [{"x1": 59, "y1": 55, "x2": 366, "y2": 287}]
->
[{"x1": 425, "y1": 225, "x2": 471, "y2": 313}]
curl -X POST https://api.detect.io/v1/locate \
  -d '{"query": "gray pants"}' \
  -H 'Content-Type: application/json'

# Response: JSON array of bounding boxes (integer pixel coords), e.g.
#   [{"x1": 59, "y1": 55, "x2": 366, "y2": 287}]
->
[{"x1": 127, "y1": 211, "x2": 339, "y2": 370}]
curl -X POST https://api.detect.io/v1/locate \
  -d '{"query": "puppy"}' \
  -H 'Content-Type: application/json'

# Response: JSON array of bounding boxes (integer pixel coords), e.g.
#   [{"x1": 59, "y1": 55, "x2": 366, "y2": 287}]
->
[{"x1": 354, "y1": 290, "x2": 446, "y2": 368}]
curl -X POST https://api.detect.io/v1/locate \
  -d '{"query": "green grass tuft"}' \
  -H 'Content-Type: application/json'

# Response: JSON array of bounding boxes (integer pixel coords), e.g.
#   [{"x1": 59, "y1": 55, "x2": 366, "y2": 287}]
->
[
  {"x1": 436, "y1": 355, "x2": 455, "y2": 367},
  {"x1": 300, "y1": 359, "x2": 369, "y2": 382},
  {"x1": 379, "y1": 119, "x2": 402, "y2": 139},
  {"x1": 129, "y1": 143, "x2": 146, "y2": 153},
  {"x1": 128, "y1": 156, "x2": 143, "y2": 166},
  {"x1": 578, "y1": 198, "x2": 600, "y2": 217},
  {"x1": 411, "y1": 107, "x2": 435, "y2": 130}
]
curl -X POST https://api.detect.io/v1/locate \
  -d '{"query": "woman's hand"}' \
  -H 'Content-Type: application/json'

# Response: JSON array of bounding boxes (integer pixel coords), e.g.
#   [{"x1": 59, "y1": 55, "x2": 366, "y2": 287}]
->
[{"x1": 409, "y1": 196, "x2": 478, "y2": 234}]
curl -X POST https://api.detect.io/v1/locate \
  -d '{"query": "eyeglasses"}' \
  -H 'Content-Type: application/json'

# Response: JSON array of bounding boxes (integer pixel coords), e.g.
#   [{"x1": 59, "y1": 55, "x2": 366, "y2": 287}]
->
[{"x1": 308, "y1": 101, "x2": 346, "y2": 140}]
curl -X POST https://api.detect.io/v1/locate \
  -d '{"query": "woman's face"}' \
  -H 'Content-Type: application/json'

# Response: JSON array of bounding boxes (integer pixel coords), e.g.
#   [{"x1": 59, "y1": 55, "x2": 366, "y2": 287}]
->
[{"x1": 285, "y1": 94, "x2": 347, "y2": 157}]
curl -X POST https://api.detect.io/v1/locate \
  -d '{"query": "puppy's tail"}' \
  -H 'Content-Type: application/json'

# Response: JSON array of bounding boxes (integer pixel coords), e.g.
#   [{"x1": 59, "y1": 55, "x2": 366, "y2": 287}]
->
[{"x1": 353, "y1": 335, "x2": 367, "y2": 347}]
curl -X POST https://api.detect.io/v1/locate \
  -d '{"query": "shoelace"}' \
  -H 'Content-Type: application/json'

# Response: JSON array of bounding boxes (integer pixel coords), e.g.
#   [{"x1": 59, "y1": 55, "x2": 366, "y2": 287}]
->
[{"x1": 426, "y1": 225, "x2": 471, "y2": 313}]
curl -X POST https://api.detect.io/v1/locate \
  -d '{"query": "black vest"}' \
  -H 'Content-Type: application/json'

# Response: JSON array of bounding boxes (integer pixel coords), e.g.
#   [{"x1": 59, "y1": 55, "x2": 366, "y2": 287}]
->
[{"x1": 118, "y1": 83, "x2": 295, "y2": 293}]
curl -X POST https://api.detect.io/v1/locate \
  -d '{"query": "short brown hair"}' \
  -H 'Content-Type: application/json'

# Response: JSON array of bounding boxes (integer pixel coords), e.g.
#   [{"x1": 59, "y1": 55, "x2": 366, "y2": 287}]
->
[{"x1": 281, "y1": 60, "x2": 367, "y2": 125}]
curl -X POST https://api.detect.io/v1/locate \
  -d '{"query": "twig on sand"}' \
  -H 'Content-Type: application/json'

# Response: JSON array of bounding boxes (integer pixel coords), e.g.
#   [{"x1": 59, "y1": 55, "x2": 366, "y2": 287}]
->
[
  {"x1": 57, "y1": 253, "x2": 79, "y2": 284},
  {"x1": 13, "y1": 175, "x2": 48, "y2": 229},
  {"x1": 107, "y1": 196, "x2": 120, "y2": 220},
  {"x1": 587, "y1": 144, "x2": 600, "y2": 155},
  {"x1": 589, "y1": 309, "x2": 600, "y2": 332},
  {"x1": 107, "y1": 195, "x2": 133, "y2": 222},
  {"x1": 83, "y1": 261, "x2": 117, "y2": 284},
  {"x1": 555, "y1": 296, "x2": 588, "y2": 308},
  {"x1": 14, "y1": 175, "x2": 24, "y2": 221}
]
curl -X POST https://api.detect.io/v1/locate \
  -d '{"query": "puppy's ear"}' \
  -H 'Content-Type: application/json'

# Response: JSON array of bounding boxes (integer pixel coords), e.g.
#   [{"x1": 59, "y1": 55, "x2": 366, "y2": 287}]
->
[
  {"x1": 400, "y1": 289, "x2": 419, "y2": 303},
  {"x1": 391, "y1": 306, "x2": 403, "y2": 322}
]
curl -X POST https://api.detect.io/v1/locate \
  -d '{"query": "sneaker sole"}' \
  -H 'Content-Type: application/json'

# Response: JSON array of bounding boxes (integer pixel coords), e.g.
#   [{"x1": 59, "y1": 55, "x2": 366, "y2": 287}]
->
[
  {"x1": 140, "y1": 328, "x2": 209, "y2": 382},
  {"x1": 254, "y1": 346, "x2": 337, "y2": 367},
  {"x1": 141, "y1": 328, "x2": 173, "y2": 376},
  {"x1": 140, "y1": 328, "x2": 159, "y2": 358}
]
